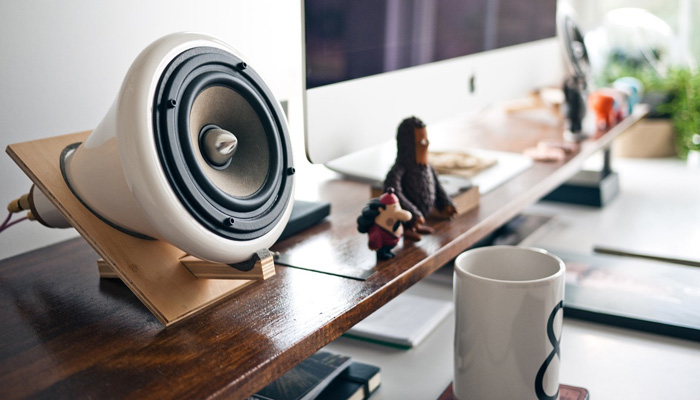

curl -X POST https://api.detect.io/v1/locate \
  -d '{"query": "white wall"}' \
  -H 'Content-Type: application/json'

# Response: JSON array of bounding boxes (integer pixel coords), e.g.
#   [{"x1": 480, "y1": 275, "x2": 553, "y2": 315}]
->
[{"x1": 0, "y1": 0, "x2": 304, "y2": 260}]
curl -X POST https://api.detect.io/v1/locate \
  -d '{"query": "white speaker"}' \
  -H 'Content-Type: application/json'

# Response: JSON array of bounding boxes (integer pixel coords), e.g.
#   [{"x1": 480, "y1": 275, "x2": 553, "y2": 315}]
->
[{"x1": 43, "y1": 32, "x2": 294, "y2": 265}]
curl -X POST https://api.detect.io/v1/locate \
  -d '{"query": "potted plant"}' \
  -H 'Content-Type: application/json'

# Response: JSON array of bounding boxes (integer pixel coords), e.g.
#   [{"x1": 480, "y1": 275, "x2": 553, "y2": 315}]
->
[
  {"x1": 654, "y1": 68, "x2": 700, "y2": 162},
  {"x1": 597, "y1": 52, "x2": 699, "y2": 161}
]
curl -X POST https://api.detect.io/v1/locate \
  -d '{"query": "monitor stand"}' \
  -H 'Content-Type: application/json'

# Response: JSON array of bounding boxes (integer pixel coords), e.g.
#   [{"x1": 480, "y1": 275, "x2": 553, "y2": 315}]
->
[
  {"x1": 542, "y1": 147, "x2": 619, "y2": 207},
  {"x1": 325, "y1": 140, "x2": 397, "y2": 183},
  {"x1": 325, "y1": 140, "x2": 532, "y2": 196}
]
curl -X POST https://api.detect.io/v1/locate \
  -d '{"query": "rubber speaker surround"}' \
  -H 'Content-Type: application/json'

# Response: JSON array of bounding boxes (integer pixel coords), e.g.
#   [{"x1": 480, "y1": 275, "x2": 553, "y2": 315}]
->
[{"x1": 153, "y1": 46, "x2": 293, "y2": 241}]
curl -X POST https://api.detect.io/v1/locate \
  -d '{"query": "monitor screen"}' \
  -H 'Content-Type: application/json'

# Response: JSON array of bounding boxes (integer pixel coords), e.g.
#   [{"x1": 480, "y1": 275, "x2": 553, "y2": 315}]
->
[
  {"x1": 303, "y1": 0, "x2": 563, "y2": 179},
  {"x1": 306, "y1": 0, "x2": 556, "y2": 89}
]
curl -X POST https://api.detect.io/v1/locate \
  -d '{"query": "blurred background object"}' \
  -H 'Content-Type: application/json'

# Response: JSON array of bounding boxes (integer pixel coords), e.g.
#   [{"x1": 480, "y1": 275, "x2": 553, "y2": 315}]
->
[{"x1": 565, "y1": 0, "x2": 700, "y2": 160}]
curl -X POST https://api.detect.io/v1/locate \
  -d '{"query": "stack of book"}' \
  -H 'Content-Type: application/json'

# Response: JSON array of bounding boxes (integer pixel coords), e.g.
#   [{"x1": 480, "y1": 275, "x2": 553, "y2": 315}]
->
[
  {"x1": 316, "y1": 360, "x2": 381, "y2": 400},
  {"x1": 250, "y1": 351, "x2": 381, "y2": 400},
  {"x1": 344, "y1": 293, "x2": 453, "y2": 349}
]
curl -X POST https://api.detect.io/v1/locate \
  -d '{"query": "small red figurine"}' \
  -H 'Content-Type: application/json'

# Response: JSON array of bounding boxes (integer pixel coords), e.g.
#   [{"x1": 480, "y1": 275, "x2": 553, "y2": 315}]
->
[{"x1": 357, "y1": 188, "x2": 412, "y2": 260}]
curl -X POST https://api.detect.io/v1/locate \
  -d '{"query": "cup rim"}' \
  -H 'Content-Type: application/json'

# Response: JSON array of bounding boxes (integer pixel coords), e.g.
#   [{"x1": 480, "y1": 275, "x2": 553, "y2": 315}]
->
[{"x1": 454, "y1": 245, "x2": 565, "y2": 287}]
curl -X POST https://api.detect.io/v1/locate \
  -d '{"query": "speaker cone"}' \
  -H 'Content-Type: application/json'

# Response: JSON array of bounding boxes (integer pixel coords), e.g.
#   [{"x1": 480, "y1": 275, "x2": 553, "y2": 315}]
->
[{"x1": 153, "y1": 45, "x2": 292, "y2": 240}]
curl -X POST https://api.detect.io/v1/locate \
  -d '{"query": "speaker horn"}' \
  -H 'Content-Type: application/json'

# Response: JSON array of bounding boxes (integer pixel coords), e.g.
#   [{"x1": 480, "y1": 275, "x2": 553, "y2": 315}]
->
[{"x1": 51, "y1": 32, "x2": 294, "y2": 265}]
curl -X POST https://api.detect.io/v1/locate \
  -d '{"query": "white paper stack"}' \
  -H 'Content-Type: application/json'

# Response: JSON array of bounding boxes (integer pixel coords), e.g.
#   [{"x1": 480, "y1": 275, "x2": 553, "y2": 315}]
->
[{"x1": 345, "y1": 294, "x2": 453, "y2": 349}]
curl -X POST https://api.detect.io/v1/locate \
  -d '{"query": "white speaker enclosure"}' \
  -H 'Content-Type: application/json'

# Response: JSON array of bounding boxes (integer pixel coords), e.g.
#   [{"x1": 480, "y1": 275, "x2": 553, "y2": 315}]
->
[{"x1": 62, "y1": 33, "x2": 294, "y2": 265}]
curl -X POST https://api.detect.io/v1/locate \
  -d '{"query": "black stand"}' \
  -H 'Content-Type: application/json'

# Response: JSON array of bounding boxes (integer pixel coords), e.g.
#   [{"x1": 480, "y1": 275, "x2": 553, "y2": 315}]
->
[
  {"x1": 543, "y1": 147, "x2": 619, "y2": 207},
  {"x1": 279, "y1": 199, "x2": 331, "y2": 240}
]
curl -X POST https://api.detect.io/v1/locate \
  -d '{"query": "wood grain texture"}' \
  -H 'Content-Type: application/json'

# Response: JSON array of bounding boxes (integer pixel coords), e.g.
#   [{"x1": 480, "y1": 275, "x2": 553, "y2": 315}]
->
[{"x1": 0, "y1": 108, "x2": 646, "y2": 399}]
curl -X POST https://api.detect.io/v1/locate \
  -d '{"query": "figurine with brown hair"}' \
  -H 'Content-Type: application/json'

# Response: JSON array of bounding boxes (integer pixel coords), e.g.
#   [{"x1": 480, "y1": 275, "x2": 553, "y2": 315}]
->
[
  {"x1": 384, "y1": 116, "x2": 456, "y2": 240},
  {"x1": 357, "y1": 188, "x2": 412, "y2": 260}
]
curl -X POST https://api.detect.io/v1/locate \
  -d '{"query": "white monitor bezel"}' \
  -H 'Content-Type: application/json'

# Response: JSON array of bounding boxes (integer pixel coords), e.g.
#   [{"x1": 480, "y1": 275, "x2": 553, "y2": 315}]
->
[{"x1": 302, "y1": 2, "x2": 565, "y2": 177}]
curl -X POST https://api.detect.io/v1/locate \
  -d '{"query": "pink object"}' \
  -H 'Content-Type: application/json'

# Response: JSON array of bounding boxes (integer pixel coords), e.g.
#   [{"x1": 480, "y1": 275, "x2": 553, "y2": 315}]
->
[{"x1": 524, "y1": 142, "x2": 566, "y2": 162}]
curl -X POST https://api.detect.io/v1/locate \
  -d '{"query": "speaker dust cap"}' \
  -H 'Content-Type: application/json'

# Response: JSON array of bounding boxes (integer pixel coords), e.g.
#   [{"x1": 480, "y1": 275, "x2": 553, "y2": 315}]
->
[{"x1": 115, "y1": 33, "x2": 294, "y2": 264}]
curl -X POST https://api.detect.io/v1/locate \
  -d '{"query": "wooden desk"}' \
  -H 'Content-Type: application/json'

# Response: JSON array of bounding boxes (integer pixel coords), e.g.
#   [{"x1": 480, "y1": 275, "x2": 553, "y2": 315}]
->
[{"x1": 0, "y1": 108, "x2": 646, "y2": 399}]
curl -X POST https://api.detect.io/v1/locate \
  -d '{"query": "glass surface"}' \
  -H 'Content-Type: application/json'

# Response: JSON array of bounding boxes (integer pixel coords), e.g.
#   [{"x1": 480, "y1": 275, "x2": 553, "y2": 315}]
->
[{"x1": 305, "y1": 0, "x2": 556, "y2": 89}]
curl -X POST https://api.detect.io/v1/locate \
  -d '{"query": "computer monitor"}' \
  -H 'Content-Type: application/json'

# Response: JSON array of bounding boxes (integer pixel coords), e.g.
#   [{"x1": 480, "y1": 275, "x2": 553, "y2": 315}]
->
[{"x1": 302, "y1": 0, "x2": 564, "y2": 183}]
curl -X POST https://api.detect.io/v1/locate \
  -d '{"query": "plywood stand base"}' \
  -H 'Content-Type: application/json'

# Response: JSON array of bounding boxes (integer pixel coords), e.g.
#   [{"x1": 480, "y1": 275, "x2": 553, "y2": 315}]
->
[
  {"x1": 98, "y1": 250, "x2": 276, "y2": 280},
  {"x1": 6, "y1": 131, "x2": 276, "y2": 326}
]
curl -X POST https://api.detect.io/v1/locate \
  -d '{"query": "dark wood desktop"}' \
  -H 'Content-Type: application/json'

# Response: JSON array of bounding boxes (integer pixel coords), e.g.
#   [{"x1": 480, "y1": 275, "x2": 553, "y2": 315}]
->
[{"x1": 0, "y1": 108, "x2": 646, "y2": 399}]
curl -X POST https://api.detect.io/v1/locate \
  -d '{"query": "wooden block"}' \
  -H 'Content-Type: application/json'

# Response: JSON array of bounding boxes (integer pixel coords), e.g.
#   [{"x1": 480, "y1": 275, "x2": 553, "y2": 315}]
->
[
  {"x1": 180, "y1": 250, "x2": 276, "y2": 280},
  {"x1": 98, "y1": 252, "x2": 276, "y2": 281},
  {"x1": 6, "y1": 132, "x2": 273, "y2": 326},
  {"x1": 97, "y1": 259, "x2": 120, "y2": 279},
  {"x1": 443, "y1": 185, "x2": 479, "y2": 215},
  {"x1": 370, "y1": 184, "x2": 479, "y2": 216}
]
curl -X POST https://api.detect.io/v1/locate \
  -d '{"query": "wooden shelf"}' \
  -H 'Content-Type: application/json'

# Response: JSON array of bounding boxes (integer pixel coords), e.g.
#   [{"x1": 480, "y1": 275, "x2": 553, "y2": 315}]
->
[{"x1": 0, "y1": 107, "x2": 647, "y2": 399}]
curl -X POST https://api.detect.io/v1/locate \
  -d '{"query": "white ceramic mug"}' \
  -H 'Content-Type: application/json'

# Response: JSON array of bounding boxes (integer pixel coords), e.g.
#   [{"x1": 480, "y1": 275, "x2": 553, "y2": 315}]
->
[{"x1": 453, "y1": 246, "x2": 565, "y2": 400}]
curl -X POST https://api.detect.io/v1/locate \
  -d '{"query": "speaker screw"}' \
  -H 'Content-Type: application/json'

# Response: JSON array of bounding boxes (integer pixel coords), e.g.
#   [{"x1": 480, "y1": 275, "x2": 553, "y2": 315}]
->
[
  {"x1": 225, "y1": 217, "x2": 235, "y2": 226},
  {"x1": 287, "y1": 167, "x2": 296, "y2": 175},
  {"x1": 167, "y1": 99, "x2": 177, "y2": 108},
  {"x1": 237, "y1": 62, "x2": 247, "y2": 70}
]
